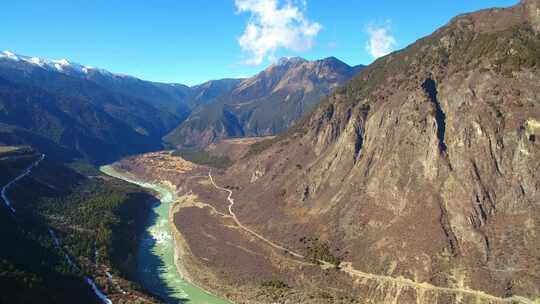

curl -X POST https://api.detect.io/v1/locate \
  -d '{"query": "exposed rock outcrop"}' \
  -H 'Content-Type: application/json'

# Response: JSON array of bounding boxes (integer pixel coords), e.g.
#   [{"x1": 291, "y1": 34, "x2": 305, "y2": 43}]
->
[{"x1": 220, "y1": 1, "x2": 540, "y2": 302}]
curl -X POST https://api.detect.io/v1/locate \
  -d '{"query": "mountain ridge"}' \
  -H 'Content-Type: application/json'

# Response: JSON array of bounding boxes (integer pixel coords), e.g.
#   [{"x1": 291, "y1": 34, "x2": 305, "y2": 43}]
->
[
  {"x1": 205, "y1": 0, "x2": 540, "y2": 301},
  {"x1": 0, "y1": 50, "x2": 363, "y2": 163},
  {"x1": 164, "y1": 56, "x2": 365, "y2": 148}
]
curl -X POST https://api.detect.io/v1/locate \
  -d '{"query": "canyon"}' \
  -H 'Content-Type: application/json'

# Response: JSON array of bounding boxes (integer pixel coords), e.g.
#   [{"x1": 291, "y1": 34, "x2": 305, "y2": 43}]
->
[
  {"x1": 1, "y1": 1, "x2": 539, "y2": 303},
  {"x1": 108, "y1": 1, "x2": 540, "y2": 303}
]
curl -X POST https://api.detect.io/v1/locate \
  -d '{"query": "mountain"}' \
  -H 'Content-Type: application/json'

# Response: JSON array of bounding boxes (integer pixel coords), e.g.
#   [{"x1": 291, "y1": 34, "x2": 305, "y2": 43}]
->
[
  {"x1": 164, "y1": 57, "x2": 364, "y2": 148},
  {"x1": 215, "y1": 0, "x2": 540, "y2": 302},
  {"x1": 0, "y1": 51, "x2": 359, "y2": 161},
  {"x1": 0, "y1": 75, "x2": 170, "y2": 163},
  {"x1": 0, "y1": 50, "x2": 193, "y2": 117},
  {"x1": 0, "y1": 51, "x2": 195, "y2": 163},
  {"x1": 0, "y1": 51, "x2": 243, "y2": 119},
  {"x1": 0, "y1": 148, "x2": 159, "y2": 303},
  {"x1": 0, "y1": 51, "x2": 250, "y2": 162},
  {"x1": 187, "y1": 78, "x2": 245, "y2": 109},
  {"x1": 0, "y1": 63, "x2": 180, "y2": 163},
  {"x1": 83, "y1": 71, "x2": 193, "y2": 119}
]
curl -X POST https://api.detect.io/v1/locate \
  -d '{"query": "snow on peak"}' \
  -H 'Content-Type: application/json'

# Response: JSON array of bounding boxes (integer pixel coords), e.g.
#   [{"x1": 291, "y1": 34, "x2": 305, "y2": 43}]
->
[
  {"x1": 82, "y1": 66, "x2": 91, "y2": 74},
  {"x1": 54, "y1": 63, "x2": 64, "y2": 71},
  {"x1": 53, "y1": 58, "x2": 70, "y2": 66},
  {"x1": 0, "y1": 51, "x2": 117, "y2": 77},
  {"x1": 1, "y1": 50, "x2": 20, "y2": 61},
  {"x1": 51, "y1": 58, "x2": 89, "y2": 73},
  {"x1": 28, "y1": 57, "x2": 44, "y2": 66},
  {"x1": 0, "y1": 51, "x2": 141, "y2": 78}
]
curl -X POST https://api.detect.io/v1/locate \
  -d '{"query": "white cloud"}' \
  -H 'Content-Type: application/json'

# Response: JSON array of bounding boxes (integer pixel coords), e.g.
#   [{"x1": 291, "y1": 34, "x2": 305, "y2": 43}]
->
[
  {"x1": 365, "y1": 23, "x2": 397, "y2": 59},
  {"x1": 235, "y1": 0, "x2": 322, "y2": 65}
]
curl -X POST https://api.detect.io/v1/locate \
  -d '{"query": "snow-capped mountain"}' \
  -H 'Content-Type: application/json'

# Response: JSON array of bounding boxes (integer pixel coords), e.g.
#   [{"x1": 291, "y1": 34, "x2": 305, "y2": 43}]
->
[
  {"x1": 0, "y1": 50, "x2": 186, "y2": 164},
  {"x1": 0, "y1": 49, "x2": 196, "y2": 117},
  {"x1": 0, "y1": 50, "x2": 122, "y2": 78}
]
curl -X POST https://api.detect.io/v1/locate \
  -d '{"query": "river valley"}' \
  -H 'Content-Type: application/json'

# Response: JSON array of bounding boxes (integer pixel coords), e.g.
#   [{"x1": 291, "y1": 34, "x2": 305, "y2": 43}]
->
[{"x1": 100, "y1": 165, "x2": 229, "y2": 304}]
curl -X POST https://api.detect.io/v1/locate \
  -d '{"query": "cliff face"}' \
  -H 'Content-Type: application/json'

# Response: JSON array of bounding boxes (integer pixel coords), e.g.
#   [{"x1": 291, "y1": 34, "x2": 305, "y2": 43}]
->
[
  {"x1": 164, "y1": 57, "x2": 363, "y2": 148},
  {"x1": 224, "y1": 1, "x2": 540, "y2": 301}
]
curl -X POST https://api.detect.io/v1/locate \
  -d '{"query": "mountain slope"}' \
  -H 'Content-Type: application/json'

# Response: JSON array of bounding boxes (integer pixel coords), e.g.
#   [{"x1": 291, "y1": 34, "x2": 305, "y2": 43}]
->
[
  {"x1": 84, "y1": 71, "x2": 193, "y2": 119},
  {"x1": 164, "y1": 57, "x2": 364, "y2": 148},
  {"x1": 0, "y1": 56, "x2": 181, "y2": 133},
  {"x1": 0, "y1": 52, "x2": 250, "y2": 162},
  {"x1": 0, "y1": 51, "x2": 244, "y2": 120},
  {"x1": 0, "y1": 149, "x2": 159, "y2": 303},
  {"x1": 0, "y1": 55, "x2": 191, "y2": 163},
  {"x1": 187, "y1": 78, "x2": 245, "y2": 109},
  {"x1": 0, "y1": 51, "x2": 192, "y2": 118},
  {"x1": 219, "y1": 1, "x2": 540, "y2": 302},
  {"x1": 0, "y1": 76, "x2": 167, "y2": 164}
]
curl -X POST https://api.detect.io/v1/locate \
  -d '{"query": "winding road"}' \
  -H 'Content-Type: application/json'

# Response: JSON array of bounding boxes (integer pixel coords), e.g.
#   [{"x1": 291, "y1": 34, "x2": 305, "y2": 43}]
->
[
  {"x1": 1, "y1": 154, "x2": 45, "y2": 213},
  {"x1": 207, "y1": 170, "x2": 534, "y2": 304},
  {"x1": 208, "y1": 171, "x2": 304, "y2": 259},
  {"x1": 8, "y1": 156, "x2": 527, "y2": 303}
]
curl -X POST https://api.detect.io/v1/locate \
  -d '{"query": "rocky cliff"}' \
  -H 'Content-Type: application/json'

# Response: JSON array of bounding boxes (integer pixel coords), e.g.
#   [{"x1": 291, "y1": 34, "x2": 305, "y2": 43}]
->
[{"x1": 222, "y1": 1, "x2": 540, "y2": 302}]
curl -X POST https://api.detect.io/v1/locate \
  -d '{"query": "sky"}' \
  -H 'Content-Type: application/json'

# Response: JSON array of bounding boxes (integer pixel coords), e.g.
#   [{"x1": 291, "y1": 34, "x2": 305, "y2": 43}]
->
[{"x1": 1, "y1": 0, "x2": 519, "y2": 86}]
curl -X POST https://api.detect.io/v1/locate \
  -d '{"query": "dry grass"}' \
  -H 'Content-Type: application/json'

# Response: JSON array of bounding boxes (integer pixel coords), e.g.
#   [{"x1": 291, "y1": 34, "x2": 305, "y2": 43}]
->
[
  {"x1": 0, "y1": 146, "x2": 23, "y2": 153},
  {"x1": 129, "y1": 151, "x2": 194, "y2": 174},
  {"x1": 222, "y1": 136, "x2": 275, "y2": 145}
]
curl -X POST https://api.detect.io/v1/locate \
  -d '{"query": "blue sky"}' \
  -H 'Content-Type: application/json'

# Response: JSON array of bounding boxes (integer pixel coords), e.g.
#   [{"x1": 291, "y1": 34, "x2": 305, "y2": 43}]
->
[{"x1": 1, "y1": 0, "x2": 518, "y2": 85}]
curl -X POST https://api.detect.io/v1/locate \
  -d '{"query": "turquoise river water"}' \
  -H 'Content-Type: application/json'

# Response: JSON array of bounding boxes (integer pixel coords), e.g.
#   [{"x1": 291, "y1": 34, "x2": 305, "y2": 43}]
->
[{"x1": 100, "y1": 165, "x2": 229, "y2": 304}]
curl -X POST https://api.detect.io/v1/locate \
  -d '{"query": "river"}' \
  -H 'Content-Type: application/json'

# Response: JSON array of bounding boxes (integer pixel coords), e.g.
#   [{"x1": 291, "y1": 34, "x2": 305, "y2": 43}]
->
[{"x1": 100, "y1": 165, "x2": 230, "y2": 304}]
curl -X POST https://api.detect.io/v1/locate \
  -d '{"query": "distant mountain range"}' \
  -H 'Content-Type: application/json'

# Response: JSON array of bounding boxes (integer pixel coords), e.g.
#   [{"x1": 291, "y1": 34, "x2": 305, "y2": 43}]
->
[
  {"x1": 0, "y1": 51, "x2": 362, "y2": 162},
  {"x1": 164, "y1": 57, "x2": 363, "y2": 148},
  {"x1": 2, "y1": 0, "x2": 539, "y2": 302},
  {"x1": 0, "y1": 52, "x2": 182, "y2": 163}
]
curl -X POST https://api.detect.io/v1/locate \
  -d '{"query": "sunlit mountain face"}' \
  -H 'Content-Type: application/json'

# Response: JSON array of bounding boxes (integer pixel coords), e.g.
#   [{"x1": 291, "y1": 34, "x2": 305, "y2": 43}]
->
[{"x1": 1, "y1": 1, "x2": 538, "y2": 304}]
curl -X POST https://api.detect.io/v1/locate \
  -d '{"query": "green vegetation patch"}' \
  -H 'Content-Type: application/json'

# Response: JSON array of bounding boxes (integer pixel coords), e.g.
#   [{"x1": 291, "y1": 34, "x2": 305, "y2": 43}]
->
[
  {"x1": 37, "y1": 177, "x2": 152, "y2": 280},
  {"x1": 455, "y1": 24, "x2": 540, "y2": 75},
  {"x1": 258, "y1": 279, "x2": 292, "y2": 302},
  {"x1": 0, "y1": 158, "x2": 110, "y2": 303},
  {"x1": 245, "y1": 136, "x2": 282, "y2": 156},
  {"x1": 299, "y1": 236, "x2": 344, "y2": 268}
]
